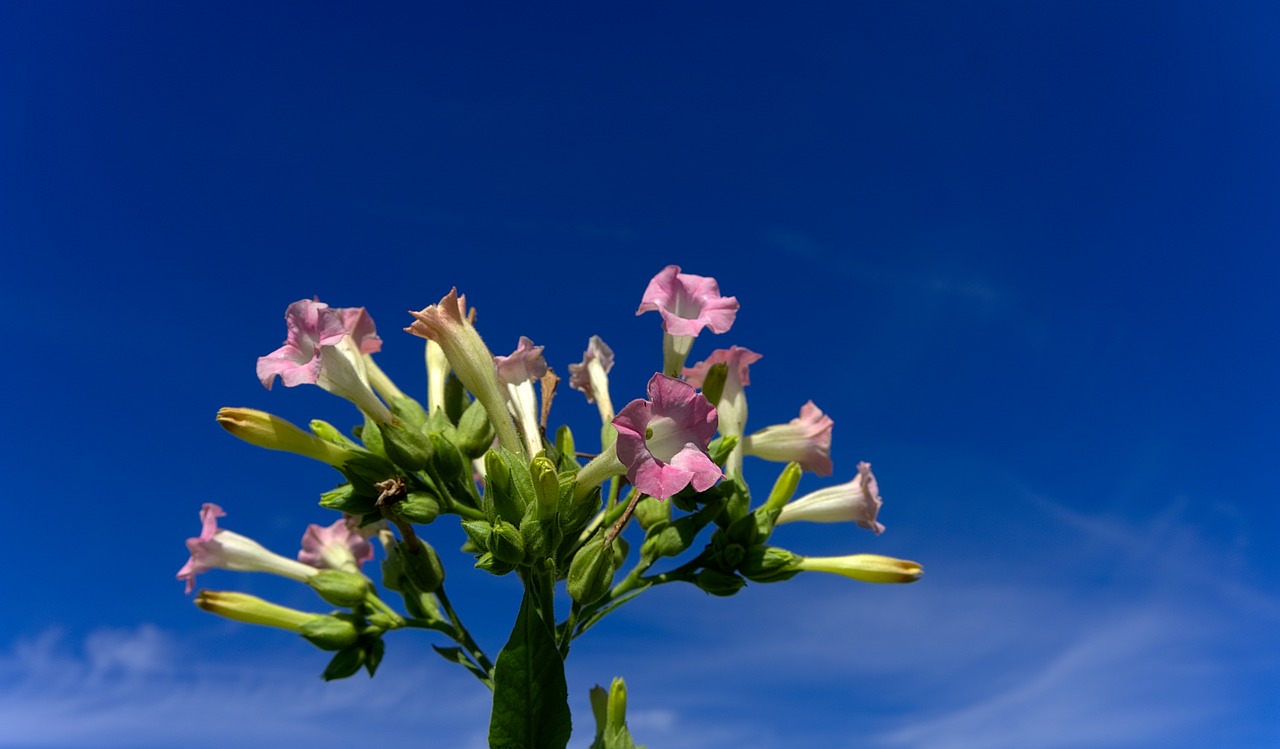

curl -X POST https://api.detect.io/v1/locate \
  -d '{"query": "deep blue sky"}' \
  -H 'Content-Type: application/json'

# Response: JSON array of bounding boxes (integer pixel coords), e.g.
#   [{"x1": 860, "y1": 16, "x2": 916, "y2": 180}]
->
[{"x1": 3, "y1": 3, "x2": 1278, "y2": 748}]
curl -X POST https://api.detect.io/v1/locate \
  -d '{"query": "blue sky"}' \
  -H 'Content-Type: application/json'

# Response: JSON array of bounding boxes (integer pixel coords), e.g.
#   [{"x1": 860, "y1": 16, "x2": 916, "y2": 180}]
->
[{"x1": 3, "y1": 2, "x2": 1278, "y2": 747}]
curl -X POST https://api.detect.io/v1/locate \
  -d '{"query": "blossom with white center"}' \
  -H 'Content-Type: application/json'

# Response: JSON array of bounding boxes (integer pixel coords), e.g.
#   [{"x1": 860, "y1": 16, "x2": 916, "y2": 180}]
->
[
  {"x1": 612, "y1": 373, "x2": 721, "y2": 499},
  {"x1": 256, "y1": 299, "x2": 393, "y2": 423},
  {"x1": 298, "y1": 516, "x2": 374, "y2": 574},
  {"x1": 636, "y1": 265, "x2": 739, "y2": 376}
]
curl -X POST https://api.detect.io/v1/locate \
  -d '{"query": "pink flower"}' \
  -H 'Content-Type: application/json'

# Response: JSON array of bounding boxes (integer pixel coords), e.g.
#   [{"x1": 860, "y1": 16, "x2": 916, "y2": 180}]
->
[
  {"x1": 682, "y1": 346, "x2": 762, "y2": 391},
  {"x1": 742, "y1": 401, "x2": 834, "y2": 476},
  {"x1": 569, "y1": 336, "x2": 617, "y2": 427},
  {"x1": 568, "y1": 336, "x2": 614, "y2": 405},
  {"x1": 684, "y1": 346, "x2": 763, "y2": 477},
  {"x1": 776, "y1": 461, "x2": 884, "y2": 533},
  {"x1": 298, "y1": 516, "x2": 375, "y2": 574},
  {"x1": 494, "y1": 336, "x2": 548, "y2": 454},
  {"x1": 636, "y1": 265, "x2": 739, "y2": 337},
  {"x1": 612, "y1": 374, "x2": 721, "y2": 499},
  {"x1": 177, "y1": 504, "x2": 319, "y2": 593},
  {"x1": 256, "y1": 299, "x2": 392, "y2": 422}
]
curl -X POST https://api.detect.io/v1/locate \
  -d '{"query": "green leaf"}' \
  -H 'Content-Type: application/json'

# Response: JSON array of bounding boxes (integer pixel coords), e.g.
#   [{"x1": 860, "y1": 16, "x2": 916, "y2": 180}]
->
[{"x1": 489, "y1": 589, "x2": 572, "y2": 749}]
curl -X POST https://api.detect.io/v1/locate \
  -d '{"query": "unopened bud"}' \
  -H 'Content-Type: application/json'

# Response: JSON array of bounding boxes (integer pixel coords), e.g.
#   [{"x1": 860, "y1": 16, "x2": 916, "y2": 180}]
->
[
  {"x1": 530, "y1": 456, "x2": 560, "y2": 523},
  {"x1": 299, "y1": 615, "x2": 360, "y2": 650},
  {"x1": 400, "y1": 542, "x2": 446, "y2": 592},
  {"x1": 217, "y1": 408, "x2": 357, "y2": 467},
  {"x1": 739, "y1": 546, "x2": 802, "y2": 583},
  {"x1": 378, "y1": 419, "x2": 434, "y2": 472},
  {"x1": 567, "y1": 533, "x2": 615, "y2": 605},
  {"x1": 456, "y1": 399, "x2": 495, "y2": 460},
  {"x1": 632, "y1": 496, "x2": 670, "y2": 530},
  {"x1": 489, "y1": 520, "x2": 526, "y2": 565},
  {"x1": 694, "y1": 568, "x2": 746, "y2": 597},
  {"x1": 394, "y1": 491, "x2": 441, "y2": 524}
]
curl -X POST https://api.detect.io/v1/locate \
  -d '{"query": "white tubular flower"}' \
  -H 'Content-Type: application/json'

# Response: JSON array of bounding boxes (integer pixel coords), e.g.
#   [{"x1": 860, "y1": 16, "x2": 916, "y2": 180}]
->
[{"x1": 776, "y1": 461, "x2": 885, "y2": 534}]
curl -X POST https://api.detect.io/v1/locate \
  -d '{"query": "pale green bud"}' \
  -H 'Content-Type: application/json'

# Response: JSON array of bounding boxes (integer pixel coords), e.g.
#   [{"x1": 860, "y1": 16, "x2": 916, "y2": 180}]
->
[
  {"x1": 217, "y1": 408, "x2": 358, "y2": 466},
  {"x1": 567, "y1": 532, "x2": 616, "y2": 605}
]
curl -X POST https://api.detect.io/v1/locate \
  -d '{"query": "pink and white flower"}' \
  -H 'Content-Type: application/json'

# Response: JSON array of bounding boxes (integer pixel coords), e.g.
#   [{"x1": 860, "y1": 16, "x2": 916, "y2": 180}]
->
[
  {"x1": 494, "y1": 336, "x2": 549, "y2": 454},
  {"x1": 742, "y1": 400, "x2": 834, "y2": 476},
  {"x1": 684, "y1": 346, "x2": 762, "y2": 476},
  {"x1": 256, "y1": 299, "x2": 392, "y2": 423},
  {"x1": 177, "y1": 504, "x2": 320, "y2": 593},
  {"x1": 298, "y1": 516, "x2": 375, "y2": 574},
  {"x1": 612, "y1": 374, "x2": 722, "y2": 499},
  {"x1": 775, "y1": 461, "x2": 884, "y2": 533},
  {"x1": 568, "y1": 335, "x2": 616, "y2": 425},
  {"x1": 636, "y1": 266, "x2": 739, "y2": 376}
]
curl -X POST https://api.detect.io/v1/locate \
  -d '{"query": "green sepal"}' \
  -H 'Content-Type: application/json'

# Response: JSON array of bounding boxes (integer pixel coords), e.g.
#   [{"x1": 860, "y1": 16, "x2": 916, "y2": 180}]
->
[
  {"x1": 461, "y1": 520, "x2": 494, "y2": 550},
  {"x1": 364, "y1": 636, "x2": 386, "y2": 676},
  {"x1": 554, "y1": 425, "x2": 579, "y2": 471},
  {"x1": 299, "y1": 615, "x2": 360, "y2": 651},
  {"x1": 705, "y1": 434, "x2": 740, "y2": 468},
  {"x1": 310, "y1": 419, "x2": 362, "y2": 450},
  {"x1": 355, "y1": 415, "x2": 388, "y2": 458},
  {"x1": 321, "y1": 644, "x2": 366, "y2": 681},
  {"x1": 699, "y1": 362, "x2": 729, "y2": 407},
  {"x1": 475, "y1": 551, "x2": 516, "y2": 576}
]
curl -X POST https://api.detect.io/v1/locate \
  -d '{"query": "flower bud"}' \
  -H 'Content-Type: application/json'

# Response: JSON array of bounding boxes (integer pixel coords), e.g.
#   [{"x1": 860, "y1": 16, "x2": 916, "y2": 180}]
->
[
  {"x1": 394, "y1": 491, "x2": 441, "y2": 524},
  {"x1": 217, "y1": 408, "x2": 358, "y2": 467},
  {"x1": 739, "y1": 545, "x2": 802, "y2": 583},
  {"x1": 195, "y1": 590, "x2": 315, "y2": 631},
  {"x1": 400, "y1": 542, "x2": 446, "y2": 592},
  {"x1": 632, "y1": 496, "x2": 670, "y2": 530},
  {"x1": 694, "y1": 568, "x2": 746, "y2": 597},
  {"x1": 567, "y1": 533, "x2": 616, "y2": 605},
  {"x1": 474, "y1": 551, "x2": 516, "y2": 576},
  {"x1": 319, "y1": 483, "x2": 378, "y2": 516},
  {"x1": 456, "y1": 398, "x2": 495, "y2": 460},
  {"x1": 460, "y1": 520, "x2": 493, "y2": 550},
  {"x1": 484, "y1": 448, "x2": 525, "y2": 525},
  {"x1": 530, "y1": 456, "x2": 560, "y2": 523},
  {"x1": 489, "y1": 520, "x2": 527, "y2": 565},
  {"x1": 378, "y1": 419, "x2": 434, "y2": 472},
  {"x1": 307, "y1": 569, "x2": 372, "y2": 607},
  {"x1": 796, "y1": 554, "x2": 923, "y2": 584},
  {"x1": 299, "y1": 615, "x2": 360, "y2": 651}
]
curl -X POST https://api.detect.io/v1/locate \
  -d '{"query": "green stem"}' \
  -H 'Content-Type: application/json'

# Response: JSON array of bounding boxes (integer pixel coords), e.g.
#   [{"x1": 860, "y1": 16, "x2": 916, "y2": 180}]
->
[{"x1": 436, "y1": 585, "x2": 495, "y2": 674}]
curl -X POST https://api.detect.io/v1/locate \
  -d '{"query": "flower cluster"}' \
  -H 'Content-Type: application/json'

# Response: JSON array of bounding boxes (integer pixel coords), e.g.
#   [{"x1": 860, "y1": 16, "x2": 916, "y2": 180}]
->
[{"x1": 184, "y1": 265, "x2": 921, "y2": 747}]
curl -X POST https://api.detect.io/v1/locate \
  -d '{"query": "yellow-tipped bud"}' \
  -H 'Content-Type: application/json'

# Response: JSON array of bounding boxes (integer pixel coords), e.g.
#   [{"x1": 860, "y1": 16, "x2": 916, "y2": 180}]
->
[
  {"x1": 795, "y1": 554, "x2": 923, "y2": 584},
  {"x1": 195, "y1": 590, "x2": 317, "y2": 631},
  {"x1": 217, "y1": 408, "x2": 358, "y2": 467}
]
